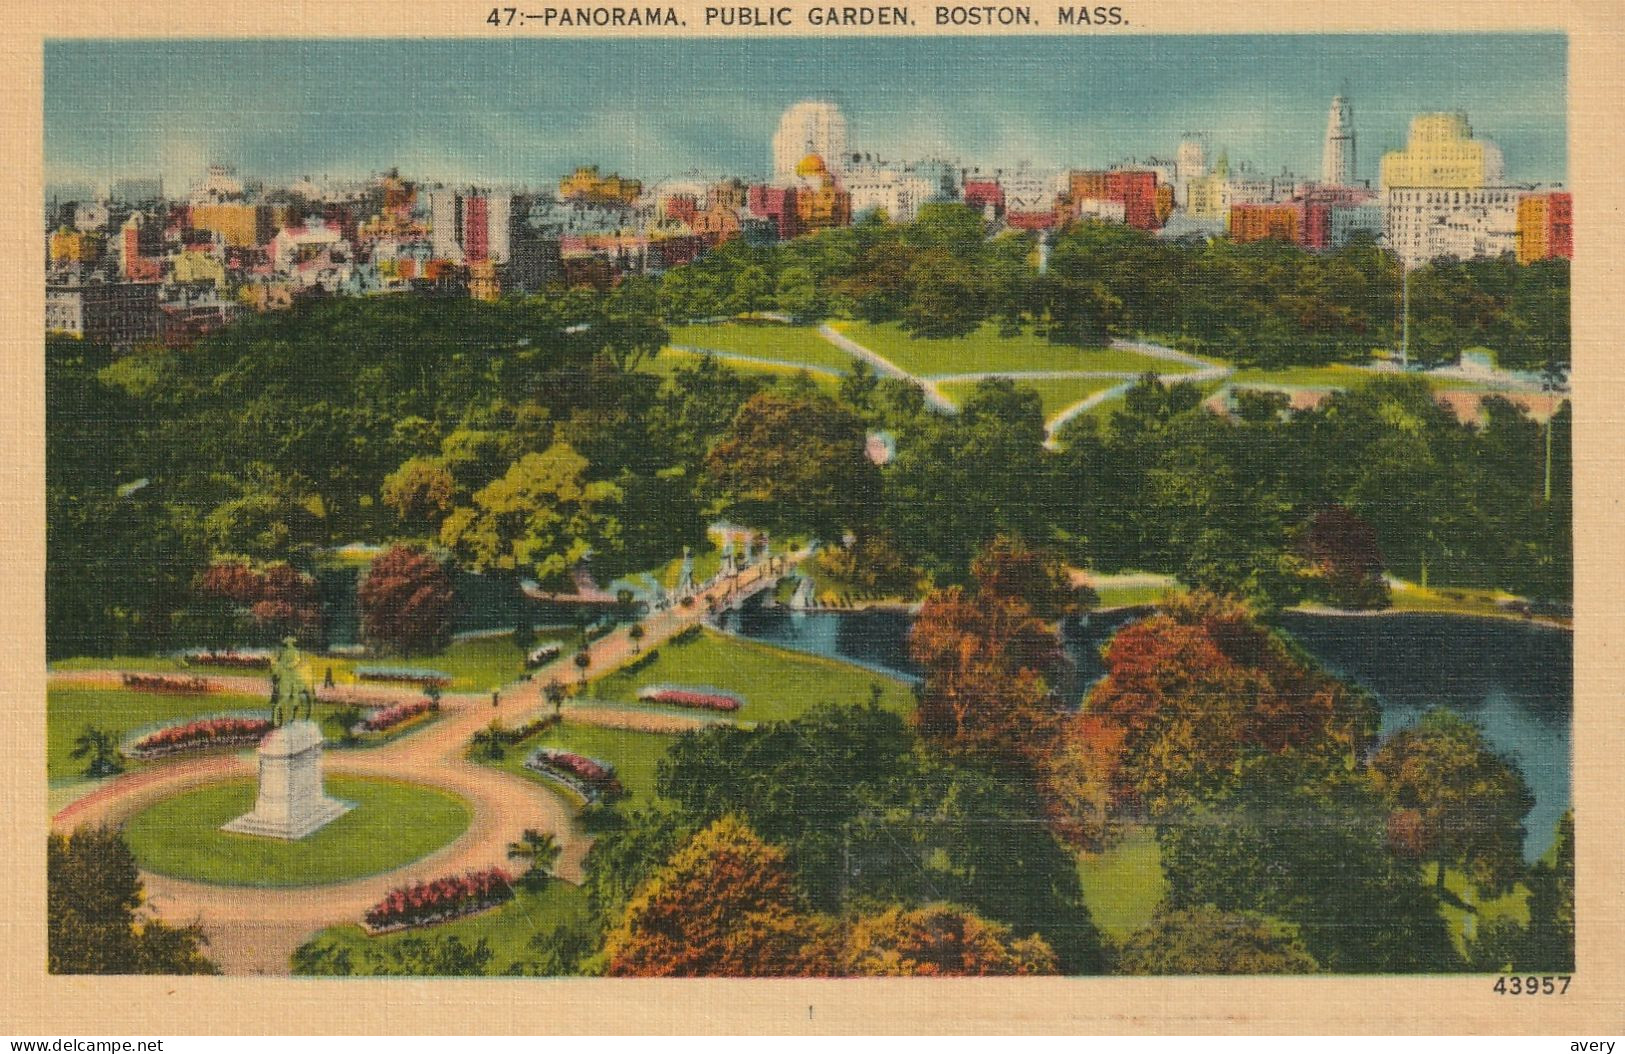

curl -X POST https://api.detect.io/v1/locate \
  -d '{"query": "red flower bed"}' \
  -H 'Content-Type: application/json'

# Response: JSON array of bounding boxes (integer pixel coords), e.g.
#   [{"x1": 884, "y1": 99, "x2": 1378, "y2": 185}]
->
[
  {"x1": 363, "y1": 868, "x2": 514, "y2": 931},
  {"x1": 524, "y1": 747, "x2": 623, "y2": 800},
  {"x1": 636, "y1": 684, "x2": 743, "y2": 712},
  {"x1": 356, "y1": 699, "x2": 436, "y2": 734},
  {"x1": 129, "y1": 716, "x2": 272, "y2": 757},
  {"x1": 122, "y1": 673, "x2": 213, "y2": 694}
]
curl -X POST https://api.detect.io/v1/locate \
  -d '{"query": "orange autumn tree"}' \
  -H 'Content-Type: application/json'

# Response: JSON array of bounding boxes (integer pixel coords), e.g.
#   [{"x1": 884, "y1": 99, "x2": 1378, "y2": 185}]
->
[
  {"x1": 842, "y1": 903, "x2": 1059, "y2": 977},
  {"x1": 603, "y1": 816, "x2": 835, "y2": 977},
  {"x1": 908, "y1": 537, "x2": 1073, "y2": 763},
  {"x1": 1043, "y1": 591, "x2": 1376, "y2": 835}
]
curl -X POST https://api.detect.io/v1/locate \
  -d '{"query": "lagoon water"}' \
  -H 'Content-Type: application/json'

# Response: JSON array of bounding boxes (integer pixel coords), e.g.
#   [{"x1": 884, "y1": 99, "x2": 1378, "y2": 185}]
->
[{"x1": 718, "y1": 603, "x2": 1573, "y2": 859}]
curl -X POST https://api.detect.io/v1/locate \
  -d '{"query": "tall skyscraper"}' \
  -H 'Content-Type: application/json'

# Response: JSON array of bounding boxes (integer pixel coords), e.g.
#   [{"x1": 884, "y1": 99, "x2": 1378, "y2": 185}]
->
[
  {"x1": 772, "y1": 101, "x2": 848, "y2": 182},
  {"x1": 1321, "y1": 94, "x2": 1357, "y2": 186}
]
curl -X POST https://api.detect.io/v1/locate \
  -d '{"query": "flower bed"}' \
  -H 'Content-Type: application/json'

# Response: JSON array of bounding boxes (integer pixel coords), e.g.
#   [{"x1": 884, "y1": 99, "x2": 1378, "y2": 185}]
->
[
  {"x1": 621, "y1": 649, "x2": 659, "y2": 674},
  {"x1": 355, "y1": 666, "x2": 452, "y2": 687},
  {"x1": 636, "y1": 684, "x2": 743, "y2": 712},
  {"x1": 526, "y1": 643, "x2": 563, "y2": 668},
  {"x1": 498, "y1": 714, "x2": 560, "y2": 744},
  {"x1": 127, "y1": 716, "x2": 272, "y2": 758},
  {"x1": 121, "y1": 673, "x2": 213, "y2": 694},
  {"x1": 353, "y1": 699, "x2": 437, "y2": 735},
  {"x1": 362, "y1": 868, "x2": 514, "y2": 933},
  {"x1": 179, "y1": 649, "x2": 273, "y2": 670},
  {"x1": 525, "y1": 747, "x2": 623, "y2": 802}
]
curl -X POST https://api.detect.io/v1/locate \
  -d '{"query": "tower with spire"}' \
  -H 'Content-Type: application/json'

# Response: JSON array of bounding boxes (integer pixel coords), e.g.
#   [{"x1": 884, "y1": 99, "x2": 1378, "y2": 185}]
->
[{"x1": 1321, "y1": 89, "x2": 1357, "y2": 186}]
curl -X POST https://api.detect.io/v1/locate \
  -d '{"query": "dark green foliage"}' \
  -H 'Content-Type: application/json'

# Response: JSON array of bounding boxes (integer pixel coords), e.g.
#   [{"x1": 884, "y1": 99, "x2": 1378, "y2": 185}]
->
[
  {"x1": 48, "y1": 827, "x2": 216, "y2": 974},
  {"x1": 653, "y1": 704, "x2": 1104, "y2": 973},
  {"x1": 1157, "y1": 759, "x2": 1460, "y2": 973},
  {"x1": 293, "y1": 935, "x2": 493, "y2": 976},
  {"x1": 1115, "y1": 906, "x2": 1319, "y2": 975}
]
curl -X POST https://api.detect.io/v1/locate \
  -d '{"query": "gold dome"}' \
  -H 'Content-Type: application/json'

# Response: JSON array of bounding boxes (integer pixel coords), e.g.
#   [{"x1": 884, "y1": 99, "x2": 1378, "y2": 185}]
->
[{"x1": 795, "y1": 153, "x2": 828, "y2": 177}]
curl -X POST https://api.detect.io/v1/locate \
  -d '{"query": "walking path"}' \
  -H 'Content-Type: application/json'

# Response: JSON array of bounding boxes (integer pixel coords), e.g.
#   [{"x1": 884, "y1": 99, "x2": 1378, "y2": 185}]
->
[
  {"x1": 50, "y1": 551, "x2": 803, "y2": 975},
  {"x1": 815, "y1": 324, "x2": 959, "y2": 412}
]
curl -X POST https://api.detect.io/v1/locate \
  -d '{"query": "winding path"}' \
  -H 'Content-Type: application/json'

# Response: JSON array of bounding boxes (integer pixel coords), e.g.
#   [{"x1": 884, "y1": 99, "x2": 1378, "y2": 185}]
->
[{"x1": 50, "y1": 553, "x2": 800, "y2": 975}]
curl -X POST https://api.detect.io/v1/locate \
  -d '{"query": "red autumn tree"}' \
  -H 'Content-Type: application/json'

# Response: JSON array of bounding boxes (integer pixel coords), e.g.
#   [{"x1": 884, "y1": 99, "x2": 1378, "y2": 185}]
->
[
  {"x1": 1299, "y1": 504, "x2": 1390, "y2": 609},
  {"x1": 358, "y1": 545, "x2": 456, "y2": 655},
  {"x1": 842, "y1": 903, "x2": 1058, "y2": 977},
  {"x1": 196, "y1": 559, "x2": 321, "y2": 644},
  {"x1": 1049, "y1": 591, "x2": 1375, "y2": 820},
  {"x1": 603, "y1": 817, "x2": 835, "y2": 977}
]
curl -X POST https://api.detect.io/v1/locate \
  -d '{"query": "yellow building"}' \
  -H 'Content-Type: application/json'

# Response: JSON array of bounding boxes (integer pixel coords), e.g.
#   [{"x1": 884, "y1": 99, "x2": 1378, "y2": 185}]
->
[
  {"x1": 792, "y1": 154, "x2": 851, "y2": 232},
  {"x1": 172, "y1": 250, "x2": 227, "y2": 289},
  {"x1": 1185, "y1": 152, "x2": 1229, "y2": 221},
  {"x1": 469, "y1": 260, "x2": 502, "y2": 302},
  {"x1": 1379, "y1": 112, "x2": 1504, "y2": 193},
  {"x1": 189, "y1": 203, "x2": 289, "y2": 248},
  {"x1": 559, "y1": 166, "x2": 642, "y2": 205},
  {"x1": 49, "y1": 227, "x2": 105, "y2": 265}
]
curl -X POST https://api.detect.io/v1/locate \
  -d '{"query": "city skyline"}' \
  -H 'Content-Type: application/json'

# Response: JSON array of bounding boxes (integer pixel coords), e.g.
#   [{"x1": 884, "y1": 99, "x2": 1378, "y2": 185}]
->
[{"x1": 46, "y1": 34, "x2": 1567, "y2": 193}]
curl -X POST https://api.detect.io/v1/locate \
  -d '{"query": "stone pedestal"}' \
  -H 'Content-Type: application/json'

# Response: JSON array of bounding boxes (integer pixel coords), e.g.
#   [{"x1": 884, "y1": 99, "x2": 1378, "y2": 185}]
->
[{"x1": 222, "y1": 719, "x2": 352, "y2": 840}]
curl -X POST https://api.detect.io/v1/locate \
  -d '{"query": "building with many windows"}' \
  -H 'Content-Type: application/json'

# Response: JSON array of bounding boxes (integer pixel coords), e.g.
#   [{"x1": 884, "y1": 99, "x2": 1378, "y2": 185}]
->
[
  {"x1": 1384, "y1": 185, "x2": 1524, "y2": 267},
  {"x1": 1516, "y1": 191, "x2": 1573, "y2": 264},
  {"x1": 1379, "y1": 112, "x2": 1504, "y2": 194},
  {"x1": 46, "y1": 279, "x2": 159, "y2": 348}
]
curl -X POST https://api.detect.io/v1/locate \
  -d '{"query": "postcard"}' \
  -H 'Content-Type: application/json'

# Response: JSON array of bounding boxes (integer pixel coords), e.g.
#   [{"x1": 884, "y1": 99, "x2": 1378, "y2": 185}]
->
[{"x1": 5, "y1": 0, "x2": 1623, "y2": 1036}]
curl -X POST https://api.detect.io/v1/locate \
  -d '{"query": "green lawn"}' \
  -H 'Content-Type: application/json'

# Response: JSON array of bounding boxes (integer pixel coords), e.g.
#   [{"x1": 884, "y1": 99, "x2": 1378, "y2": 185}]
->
[
  {"x1": 1075, "y1": 826, "x2": 1167, "y2": 941},
  {"x1": 646, "y1": 348, "x2": 840, "y2": 394},
  {"x1": 487, "y1": 719, "x2": 680, "y2": 810},
  {"x1": 939, "y1": 375, "x2": 1121, "y2": 420},
  {"x1": 667, "y1": 322, "x2": 858, "y2": 373},
  {"x1": 294, "y1": 878, "x2": 590, "y2": 975},
  {"x1": 1229, "y1": 364, "x2": 1391, "y2": 390},
  {"x1": 51, "y1": 655, "x2": 186, "y2": 673},
  {"x1": 585, "y1": 628, "x2": 914, "y2": 724},
  {"x1": 122, "y1": 775, "x2": 471, "y2": 887},
  {"x1": 835, "y1": 321, "x2": 1168, "y2": 377},
  {"x1": 48, "y1": 686, "x2": 269, "y2": 781},
  {"x1": 312, "y1": 634, "x2": 571, "y2": 693}
]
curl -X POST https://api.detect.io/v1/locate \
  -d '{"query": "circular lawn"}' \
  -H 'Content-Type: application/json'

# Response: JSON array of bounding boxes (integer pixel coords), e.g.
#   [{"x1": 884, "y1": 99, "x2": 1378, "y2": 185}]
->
[{"x1": 122, "y1": 775, "x2": 471, "y2": 887}]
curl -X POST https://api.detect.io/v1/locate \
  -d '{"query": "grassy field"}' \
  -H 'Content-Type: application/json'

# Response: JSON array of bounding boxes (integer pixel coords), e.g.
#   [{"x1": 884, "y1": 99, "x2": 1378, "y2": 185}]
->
[
  {"x1": 835, "y1": 321, "x2": 1168, "y2": 377},
  {"x1": 47, "y1": 686, "x2": 269, "y2": 781},
  {"x1": 585, "y1": 628, "x2": 913, "y2": 725},
  {"x1": 938, "y1": 375, "x2": 1121, "y2": 420},
  {"x1": 667, "y1": 322, "x2": 858, "y2": 373},
  {"x1": 1229, "y1": 364, "x2": 1511, "y2": 395},
  {"x1": 122, "y1": 775, "x2": 471, "y2": 887},
  {"x1": 1075, "y1": 826, "x2": 1167, "y2": 941},
  {"x1": 644, "y1": 348, "x2": 841, "y2": 394},
  {"x1": 487, "y1": 718, "x2": 680, "y2": 810},
  {"x1": 295, "y1": 878, "x2": 590, "y2": 975},
  {"x1": 310, "y1": 634, "x2": 573, "y2": 694},
  {"x1": 51, "y1": 655, "x2": 187, "y2": 673}
]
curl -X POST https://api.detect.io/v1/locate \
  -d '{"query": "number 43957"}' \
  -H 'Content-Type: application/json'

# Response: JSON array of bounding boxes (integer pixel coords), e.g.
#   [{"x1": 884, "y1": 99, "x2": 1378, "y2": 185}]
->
[{"x1": 1494, "y1": 975, "x2": 1571, "y2": 994}]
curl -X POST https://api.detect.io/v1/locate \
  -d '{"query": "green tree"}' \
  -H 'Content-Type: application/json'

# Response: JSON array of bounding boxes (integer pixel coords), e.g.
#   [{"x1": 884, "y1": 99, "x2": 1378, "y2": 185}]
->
[
  {"x1": 1115, "y1": 907, "x2": 1319, "y2": 975},
  {"x1": 507, "y1": 828, "x2": 563, "y2": 891},
  {"x1": 1371, "y1": 709, "x2": 1534, "y2": 898},
  {"x1": 69, "y1": 726, "x2": 124, "y2": 779},
  {"x1": 440, "y1": 442, "x2": 624, "y2": 592},
  {"x1": 48, "y1": 827, "x2": 216, "y2": 974},
  {"x1": 705, "y1": 391, "x2": 879, "y2": 541}
]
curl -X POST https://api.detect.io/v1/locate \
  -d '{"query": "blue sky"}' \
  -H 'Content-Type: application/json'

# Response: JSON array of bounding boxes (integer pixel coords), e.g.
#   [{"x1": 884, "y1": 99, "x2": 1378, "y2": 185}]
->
[{"x1": 45, "y1": 35, "x2": 1566, "y2": 191}]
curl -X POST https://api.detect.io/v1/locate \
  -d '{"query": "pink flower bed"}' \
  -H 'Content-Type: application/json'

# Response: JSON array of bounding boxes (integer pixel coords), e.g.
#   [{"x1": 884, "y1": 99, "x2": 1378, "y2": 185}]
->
[
  {"x1": 129, "y1": 716, "x2": 272, "y2": 757},
  {"x1": 122, "y1": 673, "x2": 212, "y2": 694},
  {"x1": 636, "y1": 684, "x2": 743, "y2": 712},
  {"x1": 363, "y1": 868, "x2": 514, "y2": 932},
  {"x1": 356, "y1": 699, "x2": 435, "y2": 734},
  {"x1": 525, "y1": 748, "x2": 623, "y2": 801},
  {"x1": 180, "y1": 649, "x2": 272, "y2": 670}
]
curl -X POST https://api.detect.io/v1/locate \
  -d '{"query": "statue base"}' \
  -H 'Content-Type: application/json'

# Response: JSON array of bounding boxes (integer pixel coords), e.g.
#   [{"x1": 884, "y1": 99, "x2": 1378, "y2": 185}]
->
[{"x1": 221, "y1": 719, "x2": 353, "y2": 841}]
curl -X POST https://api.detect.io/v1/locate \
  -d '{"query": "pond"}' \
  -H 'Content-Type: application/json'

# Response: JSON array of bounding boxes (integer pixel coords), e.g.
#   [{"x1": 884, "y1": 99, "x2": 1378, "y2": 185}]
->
[{"x1": 716, "y1": 603, "x2": 1573, "y2": 860}]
